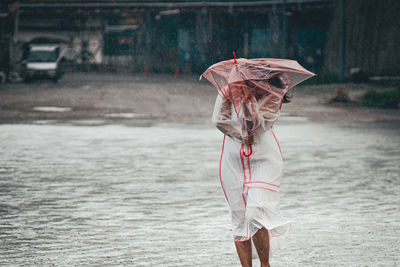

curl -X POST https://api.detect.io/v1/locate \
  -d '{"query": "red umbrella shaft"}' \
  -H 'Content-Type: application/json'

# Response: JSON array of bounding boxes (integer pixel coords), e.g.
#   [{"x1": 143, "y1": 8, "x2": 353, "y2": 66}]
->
[{"x1": 233, "y1": 52, "x2": 238, "y2": 64}]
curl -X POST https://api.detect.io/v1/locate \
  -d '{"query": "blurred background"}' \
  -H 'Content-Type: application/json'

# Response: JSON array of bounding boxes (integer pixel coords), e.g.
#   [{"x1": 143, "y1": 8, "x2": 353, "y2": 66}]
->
[
  {"x1": 1, "y1": 0, "x2": 399, "y2": 80},
  {"x1": 0, "y1": 1, "x2": 399, "y2": 266}
]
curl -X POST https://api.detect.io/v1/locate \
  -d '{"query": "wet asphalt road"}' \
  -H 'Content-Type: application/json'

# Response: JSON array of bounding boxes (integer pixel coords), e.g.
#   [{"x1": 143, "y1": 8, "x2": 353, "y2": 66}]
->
[{"x1": 0, "y1": 120, "x2": 399, "y2": 266}]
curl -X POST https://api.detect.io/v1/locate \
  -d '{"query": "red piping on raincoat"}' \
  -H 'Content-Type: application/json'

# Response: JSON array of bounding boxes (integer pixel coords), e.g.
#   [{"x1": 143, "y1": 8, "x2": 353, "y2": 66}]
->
[
  {"x1": 234, "y1": 231, "x2": 251, "y2": 242},
  {"x1": 239, "y1": 146, "x2": 247, "y2": 240},
  {"x1": 240, "y1": 144, "x2": 248, "y2": 207},
  {"x1": 271, "y1": 129, "x2": 283, "y2": 159},
  {"x1": 219, "y1": 135, "x2": 229, "y2": 203},
  {"x1": 244, "y1": 181, "x2": 280, "y2": 188},
  {"x1": 221, "y1": 85, "x2": 233, "y2": 105},
  {"x1": 247, "y1": 186, "x2": 279, "y2": 193},
  {"x1": 239, "y1": 115, "x2": 253, "y2": 241}
]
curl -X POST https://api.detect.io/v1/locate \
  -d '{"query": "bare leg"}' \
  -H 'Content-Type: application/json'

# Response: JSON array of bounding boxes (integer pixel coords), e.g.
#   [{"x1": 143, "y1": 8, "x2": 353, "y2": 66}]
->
[
  {"x1": 252, "y1": 227, "x2": 270, "y2": 267},
  {"x1": 234, "y1": 239, "x2": 252, "y2": 267}
]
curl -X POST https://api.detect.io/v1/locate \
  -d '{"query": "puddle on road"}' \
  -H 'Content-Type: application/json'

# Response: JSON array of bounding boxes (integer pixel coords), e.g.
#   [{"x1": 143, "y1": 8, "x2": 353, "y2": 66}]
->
[
  {"x1": 32, "y1": 120, "x2": 59, "y2": 125},
  {"x1": 32, "y1": 106, "x2": 72, "y2": 112},
  {"x1": 0, "y1": 122, "x2": 399, "y2": 266},
  {"x1": 104, "y1": 113, "x2": 150, "y2": 119},
  {"x1": 68, "y1": 119, "x2": 108, "y2": 126}
]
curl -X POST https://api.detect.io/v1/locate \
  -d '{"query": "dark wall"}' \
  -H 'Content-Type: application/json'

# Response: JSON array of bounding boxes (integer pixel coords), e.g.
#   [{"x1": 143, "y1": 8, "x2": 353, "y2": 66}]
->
[{"x1": 324, "y1": 0, "x2": 400, "y2": 76}]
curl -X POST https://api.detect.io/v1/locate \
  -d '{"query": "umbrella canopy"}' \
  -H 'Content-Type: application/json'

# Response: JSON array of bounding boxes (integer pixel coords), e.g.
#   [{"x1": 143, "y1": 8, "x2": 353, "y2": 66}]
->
[{"x1": 201, "y1": 57, "x2": 316, "y2": 114}]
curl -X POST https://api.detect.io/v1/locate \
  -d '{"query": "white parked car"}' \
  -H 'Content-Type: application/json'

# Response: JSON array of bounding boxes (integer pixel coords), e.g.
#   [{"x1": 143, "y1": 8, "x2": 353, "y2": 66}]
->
[{"x1": 23, "y1": 44, "x2": 66, "y2": 82}]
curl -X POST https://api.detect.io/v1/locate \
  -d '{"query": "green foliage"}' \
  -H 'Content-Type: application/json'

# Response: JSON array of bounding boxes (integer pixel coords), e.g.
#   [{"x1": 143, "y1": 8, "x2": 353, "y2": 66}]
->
[{"x1": 362, "y1": 88, "x2": 400, "y2": 108}]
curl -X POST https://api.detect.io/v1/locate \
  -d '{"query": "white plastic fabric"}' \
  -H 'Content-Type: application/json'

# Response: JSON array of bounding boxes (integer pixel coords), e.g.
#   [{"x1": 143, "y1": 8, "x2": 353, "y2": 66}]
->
[{"x1": 212, "y1": 93, "x2": 292, "y2": 259}]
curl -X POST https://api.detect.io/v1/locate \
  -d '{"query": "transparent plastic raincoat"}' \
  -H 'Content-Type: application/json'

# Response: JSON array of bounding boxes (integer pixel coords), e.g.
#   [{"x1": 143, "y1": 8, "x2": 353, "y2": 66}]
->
[
  {"x1": 212, "y1": 90, "x2": 291, "y2": 258},
  {"x1": 203, "y1": 57, "x2": 315, "y2": 258}
]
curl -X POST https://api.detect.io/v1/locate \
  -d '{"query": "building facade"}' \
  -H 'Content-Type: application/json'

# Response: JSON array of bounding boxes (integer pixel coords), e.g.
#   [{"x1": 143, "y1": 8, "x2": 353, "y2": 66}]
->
[{"x1": 17, "y1": 0, "x2": 332, "y2": 74}]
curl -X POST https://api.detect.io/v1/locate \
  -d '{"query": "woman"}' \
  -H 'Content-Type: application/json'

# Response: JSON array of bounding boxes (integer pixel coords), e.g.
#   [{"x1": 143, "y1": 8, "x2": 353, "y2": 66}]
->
[{"x1": 212, "y1": 74, "x2": 292, "y2": 267}]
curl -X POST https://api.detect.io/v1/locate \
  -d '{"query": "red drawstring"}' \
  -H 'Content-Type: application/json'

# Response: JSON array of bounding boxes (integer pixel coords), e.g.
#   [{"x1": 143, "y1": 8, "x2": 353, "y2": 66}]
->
[
  {"x1": 243, "y1": 145, "x2": 252, "y2": 157},
  {"x1": 242, "y1": 131, "x2": 252, "y2": 157},
  {"x1": 241, "y1": 115, "x2": 253, "y2": 157}
]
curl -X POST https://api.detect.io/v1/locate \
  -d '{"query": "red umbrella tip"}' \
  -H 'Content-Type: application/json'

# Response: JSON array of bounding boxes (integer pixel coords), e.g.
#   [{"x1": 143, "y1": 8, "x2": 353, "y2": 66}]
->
[{"x1": 232, "y1": 52, "x2": 238, "y2": 64}]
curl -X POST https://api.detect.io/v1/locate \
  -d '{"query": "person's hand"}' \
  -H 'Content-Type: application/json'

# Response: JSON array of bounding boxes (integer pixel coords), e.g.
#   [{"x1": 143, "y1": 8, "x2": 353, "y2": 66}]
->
[
  {"x1": 245, "y1": 119, "x2": 254, "y2": 132},
  {"x1": 243, "y1": 132, "x2": 254, "y2": 145}
]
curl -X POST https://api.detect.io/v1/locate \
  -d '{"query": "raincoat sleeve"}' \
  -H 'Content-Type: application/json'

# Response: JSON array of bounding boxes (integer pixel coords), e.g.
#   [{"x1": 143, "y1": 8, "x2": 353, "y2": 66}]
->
[
  {"x1": 252, "y1": 95, "x2": 282, "y2": 131},
  {"x1": 212, "y1": 94, "x2": 243, "y2": 142}
]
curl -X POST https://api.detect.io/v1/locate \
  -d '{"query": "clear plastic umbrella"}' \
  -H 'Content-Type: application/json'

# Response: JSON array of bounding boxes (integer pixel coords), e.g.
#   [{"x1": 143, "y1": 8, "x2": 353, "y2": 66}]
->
[{"x1": 201, "y1": 53, "x2": 316, "y2": 115}]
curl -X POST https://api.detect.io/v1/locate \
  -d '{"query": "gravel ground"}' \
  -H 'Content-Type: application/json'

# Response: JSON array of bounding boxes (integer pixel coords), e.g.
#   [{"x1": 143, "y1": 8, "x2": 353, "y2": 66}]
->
[{"x1": 0, "y1": 72, "x2": 399, "y2": 125}]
